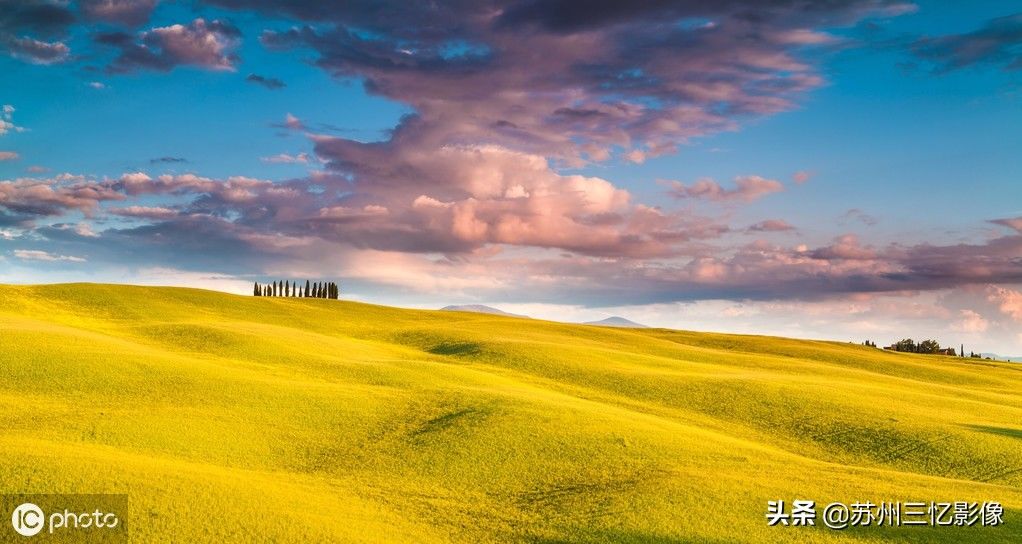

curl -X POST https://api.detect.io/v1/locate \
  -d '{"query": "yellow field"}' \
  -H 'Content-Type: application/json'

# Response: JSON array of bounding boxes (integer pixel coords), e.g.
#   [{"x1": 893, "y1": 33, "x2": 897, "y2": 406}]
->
[{"x1": 1, "y1": 283, "x2": 1020, "y2": 542}]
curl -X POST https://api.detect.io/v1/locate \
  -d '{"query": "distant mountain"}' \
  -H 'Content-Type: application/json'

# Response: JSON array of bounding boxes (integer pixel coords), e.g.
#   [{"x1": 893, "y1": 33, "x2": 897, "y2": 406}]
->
[
  {"x1": 440, "y1": 304, "x2": 528, "y2": 318},
  {"x1": 978, "y1": 353, "x2": 1022, "y2": 363},
  {"x1": 583, "y1": 316, "x2": 648, "y2": 328}
]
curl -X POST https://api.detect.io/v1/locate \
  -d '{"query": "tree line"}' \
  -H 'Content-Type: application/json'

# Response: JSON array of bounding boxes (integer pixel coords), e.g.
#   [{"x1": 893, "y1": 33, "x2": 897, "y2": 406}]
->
[
  {"x1": 863, "y1": 338, "x2": 988, "y2": 358},
  {"x1": 254, "y1": 280, "x2": 338, "y2": 299}
]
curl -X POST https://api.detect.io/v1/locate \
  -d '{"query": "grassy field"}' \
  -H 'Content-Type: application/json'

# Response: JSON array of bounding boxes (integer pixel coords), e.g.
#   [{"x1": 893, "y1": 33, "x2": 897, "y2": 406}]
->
[{"x1": 1, "y1": 283, "x2": 1020, "y2": 543}]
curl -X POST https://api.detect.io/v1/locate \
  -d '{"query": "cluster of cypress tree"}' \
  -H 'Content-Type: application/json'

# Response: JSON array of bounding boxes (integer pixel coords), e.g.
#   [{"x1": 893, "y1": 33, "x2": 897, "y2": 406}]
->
[{"x1": 253, "y1": 280, "x2": 338, "y2": 299}]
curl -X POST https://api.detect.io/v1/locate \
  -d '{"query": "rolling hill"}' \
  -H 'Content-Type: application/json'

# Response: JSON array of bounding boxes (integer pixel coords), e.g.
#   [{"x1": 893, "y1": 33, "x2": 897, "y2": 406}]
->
[
  {"x1": 583, "y1": 316, "x2": 649, "y2": 328},
  {"x1": 1, "y1": 284, "x2": 1020, "y2": 543},
  {"x1": 440, "y1": 304, "x2": 528, "y2": 318}
]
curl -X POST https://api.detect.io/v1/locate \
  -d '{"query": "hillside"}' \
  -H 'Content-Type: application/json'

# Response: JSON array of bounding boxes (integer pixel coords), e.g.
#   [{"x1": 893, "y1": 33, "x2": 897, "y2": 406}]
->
[
  {"x1": 440, "y1": 304, "x2": 528, "y2": 318},
  {"x1": 584, "y1": 316, "x2": 649, "y2": 328},
  {"x1": 1, "y1": 284, "x2": 1020, "y2": 543}
]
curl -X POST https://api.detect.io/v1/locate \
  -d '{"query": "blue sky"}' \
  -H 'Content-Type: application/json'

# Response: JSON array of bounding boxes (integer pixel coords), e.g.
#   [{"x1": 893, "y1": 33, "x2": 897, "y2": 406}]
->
[{"x1": 1, "y1": 1, "x2": 1020, "y2": 353}]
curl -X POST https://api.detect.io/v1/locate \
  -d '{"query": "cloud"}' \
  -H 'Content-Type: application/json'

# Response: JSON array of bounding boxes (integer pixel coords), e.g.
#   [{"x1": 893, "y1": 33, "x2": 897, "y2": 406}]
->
[
  {"x1": 108, "y1": 205, "x2": 178, "y2": 219},
  {"x1": 261, "y1": 152, "x2": 309, "y2": 164},
  {"x1": 246, "y1": 73, "x2": 285, "y2": 89},
  {"x1": 6, "y1": 36, "x2": 70, "y2": 64},
  {"x1": 0, "y1": 1, "x2": 75, "y2": 62},
  {"x1": 13, "y1": 249, "x2": 86, "y2": 262},
  {"x1": 841, "y1": 208, "x2": 879, "y2": 226},
  {"x1": 991, "y1": 216, "x2": 1022, "y2": 233},
  {"x1": 952, "y1": 309, "x2": 989, "y2": 333},
  {"x1": 309, "y1": 141, "x2": 726, "y2": 256},
  {"x1": 88, "y1": 81, "x2": 107, "y2": 89},
  {"x1": 97, "y1": 18, "x2": 241, "y2": 73},
  {"x1": 241, "y1": 0, "x2": 906, "y2": 166},
  {"x1": 0, "y1": 151, "x2": 18, "y2": 161},
  {"x1": 910, "y1": 13, "x2": 1022, "y2": 72},
  {"x1": 0, "y1": 174, "x2": 124, "y2": 217},
  {"x1": 810, "y1": 234, "x2": 877, "y2": 260},
  {"x1": 80, "y1": 0, "x2": 160, "y2": 27},
  {"x1": 276, "y1": 113, "x2": 303, "y2": 130},
  {"x1": 747, "y1": 219, "x2": 796, "y2": 232},
  {"x1": 792, "y1": 170, "x2": 813, "y2": 184},
  {"x1": 0, "y1": 104, "x2": 24, "y2": 136},
  {"x1": 149, "y1": 156, "x2": 187, "y2": 164},
  {"x1": 986, "y1": 285, "x2": 1022, "y2": 322},
  {"x1": 668, "y1": 175, "x2": 784, "y2": 202}
]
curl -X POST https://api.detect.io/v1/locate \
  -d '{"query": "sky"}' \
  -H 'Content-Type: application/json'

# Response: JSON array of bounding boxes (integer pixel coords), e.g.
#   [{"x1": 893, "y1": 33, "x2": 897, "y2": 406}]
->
[{"x1": 1, "y1": 0, "x2": 1020, "y2": 354}]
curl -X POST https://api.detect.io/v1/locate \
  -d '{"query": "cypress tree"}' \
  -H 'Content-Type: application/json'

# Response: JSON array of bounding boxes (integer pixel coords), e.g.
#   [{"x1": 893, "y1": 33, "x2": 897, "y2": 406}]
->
[
  {"x1": 285, "y1": 281, "x2": 291, "y2": 297},
  {"x1": 253, "y1": 282, "x2": 260, "y2": 296},
  {"x1": 303, "y1": 280, "x2": 309, "y2": 298}
]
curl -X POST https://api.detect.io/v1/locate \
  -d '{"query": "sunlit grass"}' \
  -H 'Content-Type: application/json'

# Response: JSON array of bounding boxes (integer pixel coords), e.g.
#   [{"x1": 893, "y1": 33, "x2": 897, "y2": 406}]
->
[{"x1": 1, "y1": 283, "x2": 1020, "y2": 542}]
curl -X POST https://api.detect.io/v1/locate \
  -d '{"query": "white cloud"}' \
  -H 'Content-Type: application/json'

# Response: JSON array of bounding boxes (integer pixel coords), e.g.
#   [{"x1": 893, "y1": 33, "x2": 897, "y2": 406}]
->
[{"x1": 13, "y1": 250, "x2": 86, "y2": 263}]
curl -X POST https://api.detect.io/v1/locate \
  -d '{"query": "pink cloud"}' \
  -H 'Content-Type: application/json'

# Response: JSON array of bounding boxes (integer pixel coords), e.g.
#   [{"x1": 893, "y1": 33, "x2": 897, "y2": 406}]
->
[
  {"x1": 0, "y1": 174, "x2": 124, "y2": 217},
  {"x1": 991, "y1": 216, "x2": 1022, "y2": 233},
  {"x1": 99, "y1": 18, "x2": 240, "y2": 73},
  {"x1": 668, "y1": 175, "x2": 784, "y2": 203},
  {"x1": 261, "y1": 152, "x2": 310, "y2": 164},
  {"x1": 986, "y1": 285, "x2": 1022, "y2": 322},
  {"x1": 108, "y1": 205, "x2": 178, "y2": 219},
  {"x1": 793, "y1": 170, "x2": 813, "y2": 184}
]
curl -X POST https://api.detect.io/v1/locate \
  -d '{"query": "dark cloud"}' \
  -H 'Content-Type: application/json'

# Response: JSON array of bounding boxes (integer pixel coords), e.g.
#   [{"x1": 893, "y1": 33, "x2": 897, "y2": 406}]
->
[
  {"x1": 149, "y1": 156, "x2": 187, "y2": 164},
  {"x1": 240, "y1": 0, "x2": 906, "y2": 166},
  {"x1": 97, "y1": 18, "x2": 241, "y2": 73},
  {"x1": 0, "y1": 1, "x2": 75, "y2": 38},
  {"x1": 911, "y1": 13, "x2": 1022, "y2": 72},
  {"x1": 841, "y1": 208, "x2": 878, "y2": 226},
  {"x1": 0, "y1": 0, "x2": 75, "y2": 63},
  {"x1": 80, "y1": 0, "x2": 159, "y2": 27},
  {"x1": 245, "y1": 73, "x2": 286, "y2": 89},
  {"x1": 747, "y1": 219, "x2": 796, "y2": 232}
]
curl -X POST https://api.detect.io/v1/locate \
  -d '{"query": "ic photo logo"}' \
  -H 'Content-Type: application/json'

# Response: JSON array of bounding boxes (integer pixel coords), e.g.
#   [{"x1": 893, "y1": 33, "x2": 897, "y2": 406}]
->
[
  {"x1": 4, "y1": 494, "x2": 127, "y2": 542},
  {"x1": 11, "y1": 503, "x2": 43, "y2": 537}
]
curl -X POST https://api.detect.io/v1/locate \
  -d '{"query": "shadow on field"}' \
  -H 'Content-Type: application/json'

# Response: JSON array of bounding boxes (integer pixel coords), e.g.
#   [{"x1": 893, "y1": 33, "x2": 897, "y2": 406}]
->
[
  {"x1": 427, "y1": 341, "x2": 483, "y2": 356},
  {"x1": 965, "y1": 425, "x2": 1022, "y2": 441},
  {"x1": 410, "y1": 407, "x2": 486, "y2": 437}
]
